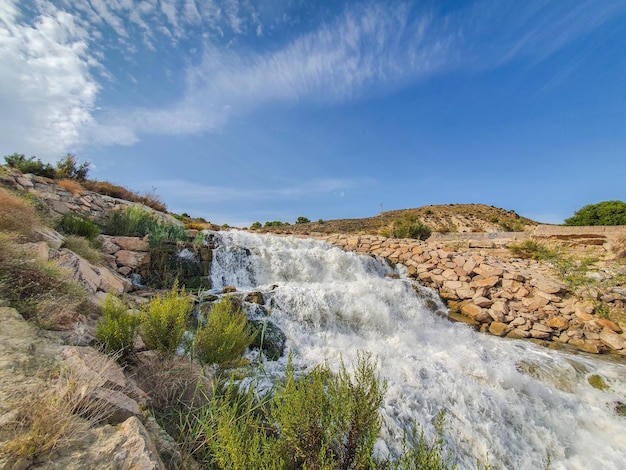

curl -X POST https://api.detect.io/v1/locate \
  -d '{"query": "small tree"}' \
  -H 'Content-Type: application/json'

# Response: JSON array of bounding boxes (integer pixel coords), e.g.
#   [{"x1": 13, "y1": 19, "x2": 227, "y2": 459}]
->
[
  {"x1": 296, "y1": 216, "x2": 311, "y2": 224},
  {"x1": 250, "y1": 221, "x2": 262, "y2": 230},
  {"x1": 96, "y1": 294, "x2": 141, "y2": 359},
  {"x1": 55, "y1": 154, "x2": 90, "y2": 181},
  {"x1": 565, "y1": 200, "x2": 626, "y2": 226}
]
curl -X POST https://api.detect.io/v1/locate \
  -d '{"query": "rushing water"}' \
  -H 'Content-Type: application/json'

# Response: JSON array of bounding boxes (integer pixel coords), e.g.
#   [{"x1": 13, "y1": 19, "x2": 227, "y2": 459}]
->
[{"x1": 207, "y1": 230, "x2": 626, "y2": 469}]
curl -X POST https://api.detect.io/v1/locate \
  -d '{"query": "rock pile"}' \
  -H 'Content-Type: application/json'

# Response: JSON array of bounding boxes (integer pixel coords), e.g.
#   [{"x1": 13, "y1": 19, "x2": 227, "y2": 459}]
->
[{"x1": 317, "y1": 234, "x2": 626, "y2": 355}]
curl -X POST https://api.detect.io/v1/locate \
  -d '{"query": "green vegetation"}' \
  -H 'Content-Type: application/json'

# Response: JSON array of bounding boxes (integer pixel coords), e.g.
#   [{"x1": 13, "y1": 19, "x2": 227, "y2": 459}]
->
[
  {"x1": 384, "y1": 214, "x2": 432, "y2": 240},
  {"x1": 53, "y1": 154, "x2": 90, "y2": 181},
  {"x1": 146, "y1": 222, "x2": 186, "y2": 248},
  {"x1": 194, "y1": 296, "x2": 256, "y2": 368},
  {"x1": 250, "y1": 221, "x2": 262, "y2": 230},
  {"x1": 101, "y1": 205, "x2": 158, "y2": 237},
  {"x1": 265, "y1": 220, "x2": 290, "y2": 227},
  {"x1": 565, "y1": 200, "x2": 626, "y2": 226},
  {"x1": 61, "y1": 235, "x2": 102, "y2": 264},
  {"x1": 95, "y1": 294, "x2": 141, "y2": 359},
  {"x1": 296, "y1": 216, "x2": 311, "y2": 224},
  {"x1": 497, "y1": 218, "x2": 525, "y2": 232},
  {"x1": 4, "y1": 153, "x2": 55, "y2": 179},
  {"x1": 141, "y1": 284, "x2": 192, "y2": 357},
  {"x1": 56, "y1": 213, "x2": 100, "y2": 241}
]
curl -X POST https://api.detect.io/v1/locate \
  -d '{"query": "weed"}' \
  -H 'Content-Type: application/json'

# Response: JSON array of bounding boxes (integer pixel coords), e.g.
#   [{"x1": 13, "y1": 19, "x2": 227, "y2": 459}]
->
[
  {"x1": 96, "y1": 294, "x2": 141, "y2": 359},
  {"x1": 4, "y1": 153, "x2": 55, "y2": 178},
  {"x1": 390, "y1": 214, "x2": 432, "y2": 240},
  {"x1": 508, "y1": 240, "x2": 556, "y2": 261},
  {"x1": 141, "y1": 283, "x2": 192, "y2": 357},
  {"x1": 147, "y1": 222, "x2": 186, "y2": 249},
  {"x1": 194, "y1": 296, "x2": 256, "y2": 368}
]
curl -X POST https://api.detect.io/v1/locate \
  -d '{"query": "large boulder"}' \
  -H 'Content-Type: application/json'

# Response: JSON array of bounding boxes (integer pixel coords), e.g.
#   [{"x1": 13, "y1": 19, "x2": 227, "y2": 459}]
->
[{"x1": 249, "y1": 319, "x2": 287, "y2": 360}]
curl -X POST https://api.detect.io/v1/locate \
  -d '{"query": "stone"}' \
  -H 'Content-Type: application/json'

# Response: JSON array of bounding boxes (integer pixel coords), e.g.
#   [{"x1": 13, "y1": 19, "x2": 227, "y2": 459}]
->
[
  {"x1": 489, "y1": 322, "x2": 509, "y2": 336},
  {"x1": 54, "y1": 249, "x2": 101, "y2": 293},
  {"x1": 475, "y1": 264, "x2": 504, "y2": 278},
  {"x1": 488, "y1": 309, "x2": 505, "y2": 322},
  {"x1": 98, "y1": 236, "x2": 121, "y2": 254},
  {"x1": 443, "y1": 280, "x2": 464, "y2": 290},
  {"x1": 21, "y1": 241, "x2": 50, "y2": 261},
  {"x1": 116, "y1": 417, "x2": 167, "y2": 469},
  {"x1": 455, "y1": 287, "x2": 475, "y2": 299},
  {"x1": 442, "y1": 269, "x2": 459, "y2": 281},
  {"x1": 112, "y1": 236, "x2": 150, "y2": 252},
  {"x1": 249, "y1": 319, "x2": 287, "y2": 360},
  {"x1": 471, "y1": 276, "x2": 500, "y2": 289},
  {"x1": 532, "y1": 323, "x2": 553, "y2": 333},
  {"x1": 222, "y1": 285, "x2": 237, "y2": 293},
  {"x1": 507, "y1": 328, "x2": 531, "y2": 339},
  {"x1": 61, "y1": 346, "x2": 127, "y2": 389},
  {"x1": 245, "y1": 291, "x2": 265, "y2": 305},
  {"x1": 568, "y1": 338, "x2": 604, "y2": 354},
  {"x1": 594, "y1": 318, "x2": 623, "y2": 334},
  {"x1": 530, "y1": 276, "x2": 567, "y2": 294},
  {"x1": 545, "y1": 316, "x2": 569, "y2": 331},
  {"x1": 33, "y1": 226, "x2": 65, "y2": 249},
  {"x1": 472, "y1": 296, "x2": 492, "y2": 308},
  {"x1": 97, "y1": 266, "x2": 132, "y2": 294},
  {"x1": 116, "y1": 250, "x2": 150, "y2": 269},
  {"x1": 529, "y1": 328, "x2": 551, "y2": 339},
  {"x1": 460, "y1": 302, "x2": 491, "y2": 323},
  {"x1": 599, "y1": 328, "x2": 626, "y2": 350},
  {"x1": 91, "y1": 387, "x2": 140, "y2": 424}
]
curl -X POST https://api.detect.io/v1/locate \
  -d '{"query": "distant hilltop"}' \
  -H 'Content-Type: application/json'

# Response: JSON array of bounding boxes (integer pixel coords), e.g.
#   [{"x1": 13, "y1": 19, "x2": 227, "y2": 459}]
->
[{"x1": 264, "y1": 203, "x2": 540, "y2": 236}]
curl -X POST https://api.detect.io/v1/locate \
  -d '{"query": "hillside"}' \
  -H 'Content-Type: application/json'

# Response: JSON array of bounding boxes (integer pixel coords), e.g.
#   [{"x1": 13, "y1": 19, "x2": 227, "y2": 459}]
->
[{"x1": 262, "y1": 203, "x2": 540, "y2": 235}]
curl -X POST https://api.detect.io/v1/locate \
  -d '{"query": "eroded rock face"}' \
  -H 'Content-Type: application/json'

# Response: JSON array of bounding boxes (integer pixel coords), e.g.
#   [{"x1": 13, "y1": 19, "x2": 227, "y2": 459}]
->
[{"x1": 315, "y1": 233, "x2": 626, "y2": 355}]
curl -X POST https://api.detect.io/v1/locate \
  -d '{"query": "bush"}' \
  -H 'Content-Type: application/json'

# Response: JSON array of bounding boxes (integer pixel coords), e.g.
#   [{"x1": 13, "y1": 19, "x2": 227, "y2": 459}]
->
[
  {"x1": 101, "y1": 206, "x2": 158, "y2": 237},
  {"x1": 95, "y1": 294, "x2": 140, "y2": 358},
  {"x1": 56, "y1": 178, "x2": 84, "y2": 194},
  {"x1": 194, "y1": 296, "x2": 256, "y2": 368},
  {"x1": 54, "y1": 154, "x2": 90, "y2": 181},
  {"x1": 391, "y1": 215, "x2": 432, "y2": 240},
  {"x1": 141, "y1": 284, "x2": 191, "y2": 357},
  {"x1": 4, "y1": 153, "x2": 55, "y2": 178},
  {"x1": 508, "y1": 240, "x2": 556, "y2": 261},
  {"x1": 565, "y1": 200, "x2": 626, "y2": 226},
  {"x1": 147, "y1": 222, "x2": 186, "y2": 249},
  {"x1": 57, "y1": 213, "x2": 100, "y2": 241},
  {"x1": 296, "y1": 216, "x2": 310, "y2": 224},
  {"x1": 250, "y1": 222, "x2": 262, "y2": 230},
  {"x1": 264, "y1": 221, "x2": 289, "y2": 227}
]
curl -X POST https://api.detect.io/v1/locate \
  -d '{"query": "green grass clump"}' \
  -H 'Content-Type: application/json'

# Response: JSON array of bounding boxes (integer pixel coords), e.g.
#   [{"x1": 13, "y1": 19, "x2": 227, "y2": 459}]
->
[
  {"x1": 62, "y1": 235, "x2": 102, "y2": 264},
  {"x1": 95, "y1": 294, "x2": 140, "y2": 359},
  {"x1": 385, "y1": 214, "x2": 432, "y2": 240},
  {"x1": 194, "y1": 296, "x2": 256, "y2": 368},
  {"x1": 141, "y1": 284, "x2": 191, "y2": 357},
  {"x1": 508, "y1": 240, "x2": 556, "y2": 261},
  {"x1": 57, "y1": 213, "x2": 100, "y2": 241},
  {"x1": 101, "y1": 205, "x2": 159, "y2": 237},
  {"x1": 147, "y1": 222, "x2": 186, "y2": 248}
]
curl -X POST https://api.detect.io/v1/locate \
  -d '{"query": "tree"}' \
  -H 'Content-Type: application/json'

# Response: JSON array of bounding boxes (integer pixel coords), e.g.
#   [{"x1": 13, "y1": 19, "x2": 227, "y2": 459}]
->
[
  {"x1": 296, "y1": 216, "x2": 310, "y2": 224},
  {"x1": 55, "y1": 154, "x2": 90, "y2": 181},
  {"x1": 564, "y1": 200, "x2": 626, "y2": 226},
  {"x1": 250, "y1": 221, "x2": 262, "y2": 230}
]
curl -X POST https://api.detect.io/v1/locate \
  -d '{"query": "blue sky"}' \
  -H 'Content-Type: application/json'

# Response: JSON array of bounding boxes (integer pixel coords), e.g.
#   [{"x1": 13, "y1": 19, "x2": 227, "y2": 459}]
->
[{"x1": 1, "y1": 0, "x2": 625, "y2": 227}]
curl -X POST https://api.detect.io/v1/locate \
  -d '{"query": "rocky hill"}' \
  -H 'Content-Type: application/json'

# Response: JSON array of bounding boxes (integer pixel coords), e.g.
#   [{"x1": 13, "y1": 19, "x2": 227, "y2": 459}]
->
[{"x1": 262, "y1": 203, "x2": 539, "y2": 235}]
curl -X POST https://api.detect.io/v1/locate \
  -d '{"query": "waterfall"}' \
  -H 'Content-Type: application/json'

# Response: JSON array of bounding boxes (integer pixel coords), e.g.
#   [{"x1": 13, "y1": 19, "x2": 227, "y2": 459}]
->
[{"x1": 208, "y1": 230, "x2": 626, "y2": 469}]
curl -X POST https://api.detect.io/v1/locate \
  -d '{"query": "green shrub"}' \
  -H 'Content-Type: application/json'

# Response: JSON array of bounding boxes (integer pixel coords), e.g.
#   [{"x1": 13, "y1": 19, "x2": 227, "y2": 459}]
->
[
  {"x1": 62, "y1": 235, "x2": 102, "y2": 264},
  {"x1": 4, "y1": 153, "x2": 55, "y2": 178},
  {"x1": 147, "y1": 222, "x2": 186, "y2": 249},
  {"x1": 194, "y1": 296, "x2": 256, "y2": 368},
  {"x1": 141, "y1": 284, "x2": 191, "y2": 357},
  {"x1": 392, "y1": 215, "x2": 432, "y2": 240},
  {"x1": 250, "y1": 221, "x2": 262, "y2": 230},
  {"x1": 565, "y1": 200, "x2": 626, "y2": 226},
  {"x1": 56, "y1": 213, "x2": 100, "y2": 241},
  {"x1": 95, "y1": 294, "x2": 140, "y2": 358},
  {"x1": 101, "y1": 206, "x2": 158, "y2": 237},
  {"x1": 296, "y1": 216, "x2": 310, "y2": 224},
  {"x1": 498, "y1": 218, "x2": 525, "y2": 232},
  {"x1": 508, "y1": 240, "x2": 556, "y2": 261},
  {"x1": 54, "y1": 154, "x2": 90, "y2": 181},
  {"x1": 264, "y1": 221, "x2": 289, "y2": 227}
]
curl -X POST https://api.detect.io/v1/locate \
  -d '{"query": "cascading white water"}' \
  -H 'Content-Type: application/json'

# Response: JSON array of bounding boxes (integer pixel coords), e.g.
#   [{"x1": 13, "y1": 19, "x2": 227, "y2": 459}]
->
[{"x1": 208, "y1": 230, "x2": 626, "y2": 469}]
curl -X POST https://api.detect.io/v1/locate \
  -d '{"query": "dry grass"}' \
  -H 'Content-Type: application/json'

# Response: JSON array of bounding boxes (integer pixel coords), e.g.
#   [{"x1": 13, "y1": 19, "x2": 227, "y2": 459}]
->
[
  {"x1": 82, "y1": 180, "x2": 167, "y2": 212},
  {"x1": 184, "y1": 222, "x2": 211, "y2": 230},
  {"x1": 130, "y1": 354, "x2": 211, "y2": 412},
  {"x1": 0, "y1": 362, "x2": 113, "y2": 464},
  {"x1": 57, "y1": 178, "x2": 85, "y2": 195},
  {"x1": 0, "y1": 187, "x2": 40, "y2": 239}
]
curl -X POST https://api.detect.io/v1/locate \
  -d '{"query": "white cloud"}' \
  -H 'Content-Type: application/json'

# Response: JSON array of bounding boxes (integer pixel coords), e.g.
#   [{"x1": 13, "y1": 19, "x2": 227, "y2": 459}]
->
[{"x1": 0, "y1": 0, "x2": 99, "y2": 159}]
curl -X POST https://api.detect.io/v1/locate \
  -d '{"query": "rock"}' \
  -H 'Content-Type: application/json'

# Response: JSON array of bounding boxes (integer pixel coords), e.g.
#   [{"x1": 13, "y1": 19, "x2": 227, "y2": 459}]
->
[
  {"x1": 112, "y1": 236, "x2": 150, "y2": 252},
  {"x1": 489, "y1": 322, "x2": 509, "y2": 337},
  {"x1": 455, "y1": 287, "x2": 475, "y2": 299},
  {"x1": 532, "y1": 323, "x2": 553, "y2": 334},
  {"x1": 143, "y1": 416, "x2": 184, "y2": 469},
  {"x1": 116, "y1": 250, "x2": 150, "y2": 269},
  {"x1": 473, "y1": 296, "x2": 493, "y2": 308},
  {"x1": 545, "y1": 316, "x2": 569, "y2": 331},
  {"x1": 594, "y1": 318, "x2": 623, "y2": 334},
  {"x1": 245, "y1": 291, "x2": 265, "y2": 305},
  {"x1": 61, "y1": 346, "x2": 127, "y2": 389},
  {"x1": 116, "y1": 417, "x2": 167, "y2": 469},
  {"x1": 460, "y1": 302, "x2": 491, "y2": 323},
  {"x1": 471, "y1": 276, "x2": 500, "y2": 289},
  {"x1": 488, "y1": 308, "x2": 505, "y2": 322},
  {"x1": 447, "y1": 310, "x2": 480, "y2": 327},
  {"x1": 530, "y1": 276, "x2": 567, "y2": 294},
  {"x1": 91, "y1": 387, "x2": 140, "y2": 424},
  {"x1": 54, "y1": 249, "x2": 101, "y2": 292},
  {"x1": 97, "y1": 266, "x2": 132, "y2": 294},
  {"x1": 568, "y1": 338, "x2": 605, "y2": 354},
  {"x1": 249, "y1": 319, "x2": 287, "y2": 360},
  {"x1": 599, "y1": 328, "x2": 626, "y2": 350},
  {"x1": 507, "y1": 328, "x2": 531, "y2": 339},
  {"x1": 529, "y1": 328, "x2": 551, "y2": 339},
  {"x1": 33, "y1": 226, "x2": 65, "y2": 249},
  {"x1": 62, "y1": 322, "x2": 96, "y2": 346},
  {"x1": 475, "y1": 264, "x2": 504, "y2": 278},
  {"x1": 222, "y1": 285, "x2": 237, "y2": 293},
  {"x1": 21, "y1": 241, "x2": 50, "y2": 261},
  {"x1": 98, "y1": 236, "x2": 121, "y2": 254}
]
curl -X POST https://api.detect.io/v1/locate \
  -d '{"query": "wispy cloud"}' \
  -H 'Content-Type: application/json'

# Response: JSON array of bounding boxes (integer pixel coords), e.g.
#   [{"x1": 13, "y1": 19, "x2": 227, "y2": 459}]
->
[
  {"x1": 1, "y1": 0, "x2": 624, "y2": 158},
  {"x1": 151, "y1": 177, "x2": 373, "y2": 203}
]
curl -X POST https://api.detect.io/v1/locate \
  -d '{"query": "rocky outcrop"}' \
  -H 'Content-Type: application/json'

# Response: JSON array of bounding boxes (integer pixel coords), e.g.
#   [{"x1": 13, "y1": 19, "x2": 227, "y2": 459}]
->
[
  {"x1": 315, "y1": 234, "x2": 626, "y2": 355},
  {"x1": 0, "y1": 169, "x2": 181, "y2": 226}
]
